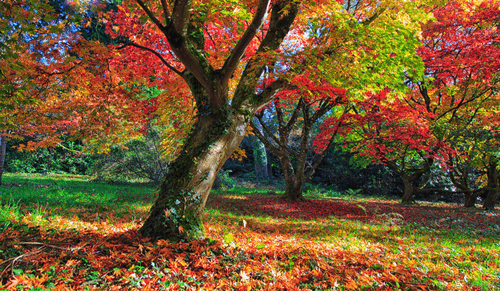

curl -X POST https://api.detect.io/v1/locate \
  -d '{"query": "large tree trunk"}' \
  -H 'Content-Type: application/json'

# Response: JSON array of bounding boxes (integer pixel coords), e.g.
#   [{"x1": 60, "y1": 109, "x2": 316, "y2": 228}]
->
[
  {"x1": 279, "y1": 155, "x2": 305, "y2": 201},
  {"x1": 483, "y1": 157, "x2": 499, "y2": 210},
  {"x1": 0, "y1": 135, "x2": 6, "y2": 185},
  {"x1": 139, "y1": 111, "x2": 249, "y2": 241},
  {"x1": 464, "y1": 191, "x2": 479, "y2": 208},
  {"x1": 401, "y1": 176, "x2": 415, "y2": 204},
  {"x1": 283, "y1": 178, "x2": 305, "y2": 201},
  {"x1": 134, "y1": 0, "x2": 300, "y2": 241}
]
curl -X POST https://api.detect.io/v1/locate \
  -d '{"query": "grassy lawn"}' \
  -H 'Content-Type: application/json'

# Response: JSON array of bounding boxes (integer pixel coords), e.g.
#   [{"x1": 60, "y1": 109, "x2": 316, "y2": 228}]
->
[{"x1": 0, "y1": 173, "x2": 499, "y2": 290}]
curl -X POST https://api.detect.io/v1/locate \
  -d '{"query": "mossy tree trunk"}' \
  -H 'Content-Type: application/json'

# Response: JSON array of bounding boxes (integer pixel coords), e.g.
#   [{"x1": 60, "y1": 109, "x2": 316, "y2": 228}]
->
[
  {"x1": 135, "y1": 0, "x2": 300, "y2": 241},
  {"x1": 140, "y1": 109, "x2": 249, "y2": 240}
]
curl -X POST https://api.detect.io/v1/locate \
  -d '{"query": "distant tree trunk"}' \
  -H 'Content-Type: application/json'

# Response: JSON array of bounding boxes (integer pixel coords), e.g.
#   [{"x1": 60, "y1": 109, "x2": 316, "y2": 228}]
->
[
  {"x1": 385, "y1": 158, "x2": 433, "y2": 204},
  {"x1": 284, "y1": 179, "x2": 304, "y2": 201},
  {"x1": 252, "y1": 121, "x2": 268, "y2": 181},
  {"x1": 0, "y1": 135, "x2": 6, "y2": 185},
  {"x1": 278, "y1": 153, "x2": 305, "y2": 201},
  {"x1": 251, "y1": 98, "x2": 345, "y2": 201},
  {"x1": 401, "y1": 176, "x2": 415, "y2": 204},
  {"x1": 483, "y1": 157, "x2": 499, "y2": 210},
  {"x1": 448, "y1": 163, "x2": 478, "y2": 208},
  {"x1": 464, "y1": 192, "x2": 479, "y2": 208}
]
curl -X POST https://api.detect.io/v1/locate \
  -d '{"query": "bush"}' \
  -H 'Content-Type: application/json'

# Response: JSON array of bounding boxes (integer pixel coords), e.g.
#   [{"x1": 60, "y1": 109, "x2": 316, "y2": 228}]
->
[
  {"x1": 311, "y1": 148, "x2": 402, "y2": 197},
  {"x1": 5, "y1": 141, "x2": 91, "y2": 175},
  {"x1": 87, "y1": 130, "x2": 168, "y2": 183}
]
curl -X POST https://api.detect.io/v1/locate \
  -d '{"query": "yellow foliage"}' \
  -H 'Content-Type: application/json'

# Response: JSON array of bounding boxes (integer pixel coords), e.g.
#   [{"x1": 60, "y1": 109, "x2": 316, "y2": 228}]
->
[{"x1": 230, "y1": 148, "x2": 247, "y2": 161}]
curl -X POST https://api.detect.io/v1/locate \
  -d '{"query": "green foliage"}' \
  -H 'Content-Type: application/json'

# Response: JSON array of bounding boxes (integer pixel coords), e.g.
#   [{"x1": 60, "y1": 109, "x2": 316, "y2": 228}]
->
[
  {"x1": 0, "y1": 197, "x2": 21, "y2": 232},
  {"x1": 213, "y1": 170, "x2": 239, "y2": 191},
  {"x1": 223, "y1": 138, "x2": 403, "y2": 198},
  {"x1": 312, "y1": 148, "x2": 402, "y2": 197},
  {"x1": 6, "y1": 141, "x2": 91, "y2": 175}
]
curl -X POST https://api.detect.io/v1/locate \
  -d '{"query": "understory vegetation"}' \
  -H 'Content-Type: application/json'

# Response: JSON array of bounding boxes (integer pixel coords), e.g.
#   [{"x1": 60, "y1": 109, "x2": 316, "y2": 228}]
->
[{"x1": 1, "y1": 173, "x2": 498, "y2": 290}]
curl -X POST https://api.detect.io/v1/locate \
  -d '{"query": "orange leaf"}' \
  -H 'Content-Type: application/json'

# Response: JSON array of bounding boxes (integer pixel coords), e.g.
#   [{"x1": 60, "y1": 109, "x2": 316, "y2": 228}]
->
[{"x1": 345, "y1": 279, "x2": 358, "y2": 290}]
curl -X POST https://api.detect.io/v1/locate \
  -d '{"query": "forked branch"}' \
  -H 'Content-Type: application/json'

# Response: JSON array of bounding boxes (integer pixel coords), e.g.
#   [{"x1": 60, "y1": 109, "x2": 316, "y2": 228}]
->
[{"x1": 221, "y1": 0, "x2": 271, "y2": 84}]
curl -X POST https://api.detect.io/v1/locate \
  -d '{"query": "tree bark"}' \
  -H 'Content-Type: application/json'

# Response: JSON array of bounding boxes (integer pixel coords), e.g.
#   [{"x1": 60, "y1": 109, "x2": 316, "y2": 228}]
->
[
  {"x1": 464, "y1": 191, "x2": 479, "y2": 208},
  {"x1": 135, "y1": 0, "x2": 300, "y2": 241},
  {"x1": 278, "y1": 154, "x2": 305, "y2": 201},
  {"x1": 0, "y1": 135, "x2": 6, "y2": 186},
  {"x1": 252, "y1": 121, "x2": 268, "y2": 181},
  {"x1": 284, "y1": 178, "x2": 305, "y2": 201},
  {"x1": 483, "y1": 157, "x2": 499, "y2": 210},
  {"x1": 384, "y1": 156, "x2": 433, "y2": 204},
  {"x1": 139, "y1": 111, "x2": 249, "y2": 241},
  {"x1": 401, "y1": 176, "x2": 415, "y2": 204}
]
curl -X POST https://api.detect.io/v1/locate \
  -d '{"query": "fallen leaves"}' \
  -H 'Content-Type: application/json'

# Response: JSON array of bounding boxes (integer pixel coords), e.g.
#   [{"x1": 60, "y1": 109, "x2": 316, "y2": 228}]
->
[{"x1": 1, "y1": 186, "x2": 499, "y2": 290}]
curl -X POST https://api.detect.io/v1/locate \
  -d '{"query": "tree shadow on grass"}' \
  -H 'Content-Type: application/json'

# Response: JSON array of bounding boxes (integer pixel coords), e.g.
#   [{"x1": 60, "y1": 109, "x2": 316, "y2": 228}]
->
[{"x1": 206, "y1": 192, "x2": 500, "y2": 233}]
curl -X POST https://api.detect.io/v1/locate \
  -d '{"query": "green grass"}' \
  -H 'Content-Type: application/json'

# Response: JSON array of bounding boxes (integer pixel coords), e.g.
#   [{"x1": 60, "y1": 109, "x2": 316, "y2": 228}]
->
[{"x1": 0, "y1": 173, "x2": 156, "y2": 224}]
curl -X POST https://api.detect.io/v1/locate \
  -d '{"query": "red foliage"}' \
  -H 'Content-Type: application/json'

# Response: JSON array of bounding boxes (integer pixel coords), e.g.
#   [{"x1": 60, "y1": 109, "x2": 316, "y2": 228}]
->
[
  {"x1": 314, "y1": 90, "x2": 450, "y2": 165},
  {"x1": 419, "y1": 0, "x2": 500, "y2": 87}
]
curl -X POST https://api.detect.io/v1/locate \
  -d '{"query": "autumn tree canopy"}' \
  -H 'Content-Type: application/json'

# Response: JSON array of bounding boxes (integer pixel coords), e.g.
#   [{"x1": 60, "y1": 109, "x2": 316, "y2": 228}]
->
[
  {"x1": 410, "y1": 0, "x2": 500, "y2": 208},
  {"x1": 313, "y1": 0, "x2": 500, "y2": 207}
]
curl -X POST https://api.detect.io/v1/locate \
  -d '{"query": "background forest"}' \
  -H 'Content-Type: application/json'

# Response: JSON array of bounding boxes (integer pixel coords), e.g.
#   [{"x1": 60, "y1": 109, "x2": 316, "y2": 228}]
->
[{"x1": 1, "y1": 130, "x2": 435, "y2": 201}]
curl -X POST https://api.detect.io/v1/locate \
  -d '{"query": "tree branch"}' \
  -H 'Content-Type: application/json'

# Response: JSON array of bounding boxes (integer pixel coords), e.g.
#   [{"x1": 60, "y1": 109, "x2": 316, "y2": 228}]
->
[
  {"x1": 170, "y1": 0, "x2": 190, "y2": 38},
  {"x1": 135, "y1": 0, "x2": 165, "y2": 30},
  {"x1": 250, "y1": 119, "x2": 280, "y2": 157},
  {"x1": 157, "y1": 0, "x2": 215, "y2": 101},
  {"x1": 254, "y1": 114, "x2": 299, "y2": 159},
  {"x1": 233, "y1": 0, "x2": 300, "y2": 109},
  {"x1": 282, "y1": 97, "x2": 303, "y2": 135},
  {"x1": 117, "y1": 42, "x2": 185, "y2": 78},
  {"x1": 160, "y1": 0, "x2": 171, "y2": 20},
  {"x1": 254, "y1": 78, "x2": 289, "y2": 110},
  {"x1": 361, "y1": 8, "x2": 386, "y2": 26},
  {"x1": 305, "y1": 121, "x2": 341, "y2": 181},
  {"x1": 221, "y1": 0, "x2": 271, "y2": 84}
]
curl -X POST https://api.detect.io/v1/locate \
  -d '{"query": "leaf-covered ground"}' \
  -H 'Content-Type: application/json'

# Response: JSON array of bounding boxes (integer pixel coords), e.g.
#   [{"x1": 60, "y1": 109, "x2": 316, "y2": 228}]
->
[{"x1": 0, "y1": 173, "x2": 499, "y2": 290}]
